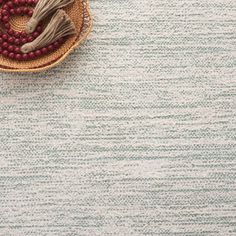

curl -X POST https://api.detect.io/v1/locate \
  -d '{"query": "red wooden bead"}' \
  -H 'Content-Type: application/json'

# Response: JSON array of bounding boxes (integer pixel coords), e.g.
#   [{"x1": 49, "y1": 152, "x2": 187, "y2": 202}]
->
[
  {"x1": 7, "y1": 2, "x2": 14, "y2": 8},
  {"x1": 5, "y1": 23, "x2": 10, "y2": 29},
  {"x1": 2, "y1": 50, "x2": 8, "y2": 56},
  {"x1": 15, "y1": 53, "x2": 22, "y2": 60},
  {"x1": 2, "y1": 10, "x2": 9, "y2": 16},
  {"x1": 14, "y1": 38, "x2": 20, "y2": 45},
  {"x1": 28, "y1": 51, "x2": 35, "y2": 59},
  {"x1": 28, "y1": 9, "x2": 33, "y2": 16},
  {"x1": 35, "y1": 49, "x2": 41, "y2": 57},
  {"x1": 32, "y1": 32, "x2": 39, "y2": 38},
  {"x1": 2, "y1": 42, "x2": 8, "y2": 48},
  {"x1": 21, "y1": 31, "x2": 27, "y2": 37},
  {"x1": 2, "y1": 34, "x2": 8, "y2": 40},
  {"x1": 8, "y1": 37, "x2": 14, "y2": 43},
  {"x1": 48, "y1": 45, "x2": 54, "y2": 51},
  {"x1": 2, "y1": 5, "x2": 9, "y2": 11},
  {"x1": 9, "y1": 52, "x2": 15, "y2": 59},
  {"x1": 19, "y1": 0, "x2": 26, "y2": 4},
  {"x1": 41, "y1": 47, "x2": 47, "y2": 54},
  {"x1": 14, "y1": 47, "x2": 21, "y2": 53},
  {"x1": 20, "y1": 6, "x2": 25, "y2": 13},
  {"x1": 14, "y1": 31, "x2": 21, "y2": 38},
  {"x1": 21, "y1": 38, "x2": 27, "y2": 44},
  {"x1": 10, "y1": 9, "x2": 15, "y2": 14},
  {"x1": 13, "y1": 0, "x2": 20, "y2": 5},
  {"x1": 7, "y1": 29, "x2": 15, "y2": 35},
  {"x1": 8, "y1": 45, "x2": 14, "y2": 52},
  {"x1": 22, "y1": 7, "x2": 28, "y2": 14},
  {"x1": 27, "y1": 0, "x2": 34, "y2": 5},
  {"x1": 2, "y1": 15, "x2": 9, "y2": 22},
  {"x1": 36, "y1": 25, "x2": 42, "y2": 33},
  {"x1": 22, "y1": 53, "x2": 29, "y2": 60},
  {"x1": 27, "y1": 36, "x2": 34, "y2": 42},
  {"x1": 15, "y1": 8, "x2": 22, "y2": 14}
]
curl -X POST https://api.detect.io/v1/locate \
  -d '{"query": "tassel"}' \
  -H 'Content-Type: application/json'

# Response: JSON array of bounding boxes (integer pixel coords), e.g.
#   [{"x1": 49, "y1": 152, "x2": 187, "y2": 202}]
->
[
  {"x1": 26, "y1": 0, "x2": 74, "y2": 33},
  {"x1": 21, "y1": 10, "x2": 76, "y2": 53}
]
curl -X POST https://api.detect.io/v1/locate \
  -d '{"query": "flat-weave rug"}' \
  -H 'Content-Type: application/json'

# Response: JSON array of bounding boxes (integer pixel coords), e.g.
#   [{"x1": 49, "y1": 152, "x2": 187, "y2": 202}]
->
[{"x1": 0, "y1": 0, "x2": 235, "y2": 235}]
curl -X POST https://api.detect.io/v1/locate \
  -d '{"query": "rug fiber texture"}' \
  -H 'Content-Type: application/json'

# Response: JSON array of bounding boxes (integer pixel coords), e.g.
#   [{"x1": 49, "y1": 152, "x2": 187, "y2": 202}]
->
[{"x1": 0, "y1": 0, "x2": 235, "y2": 235}]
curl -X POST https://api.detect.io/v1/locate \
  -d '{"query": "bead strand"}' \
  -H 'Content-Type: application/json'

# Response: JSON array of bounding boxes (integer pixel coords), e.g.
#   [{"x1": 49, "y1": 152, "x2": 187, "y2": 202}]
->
[{"x1": 0, "y1": 0, "x2": 64, "y2": 61}]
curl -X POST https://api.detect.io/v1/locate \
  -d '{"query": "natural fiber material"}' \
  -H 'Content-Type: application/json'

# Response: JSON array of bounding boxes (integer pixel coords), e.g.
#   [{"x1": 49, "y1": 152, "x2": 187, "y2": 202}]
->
[
  {"x1": 0, "y1": 0, "x2": 92, "y2": 72},
  {"x1": 22, "y1": 10, "x2": 76, "y2": 53},
  {"x1": 26, "y1": 0, "x2": 74, "y2": 33},
  {"x1": 1, "y1": 0, "x2": 235, "y2": 235}
]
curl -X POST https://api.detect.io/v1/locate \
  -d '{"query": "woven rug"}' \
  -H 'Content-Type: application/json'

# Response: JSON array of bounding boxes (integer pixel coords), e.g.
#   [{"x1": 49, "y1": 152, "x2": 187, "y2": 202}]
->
[{"x1": 0, "y1": 0, "x2": 235, "y2": 235}]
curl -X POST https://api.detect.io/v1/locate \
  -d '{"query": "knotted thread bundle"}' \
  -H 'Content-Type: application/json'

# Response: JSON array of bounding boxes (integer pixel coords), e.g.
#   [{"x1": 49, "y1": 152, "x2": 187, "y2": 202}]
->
[
  {"x1": 26, "y1": 0, "x2": 74, "y2": 33},
  {"x1": 21, "y1": 10, "x2": 76, "y2": 53}
]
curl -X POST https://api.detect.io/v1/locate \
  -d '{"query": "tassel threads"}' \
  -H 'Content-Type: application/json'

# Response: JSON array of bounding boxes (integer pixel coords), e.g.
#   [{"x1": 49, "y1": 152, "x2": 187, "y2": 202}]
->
[
  {"x1": 21, "y1": 10, "x2": 76, "y2": 53},
  {"x1": 26, "y1": 0, "x2": 74, "y2": 33}
]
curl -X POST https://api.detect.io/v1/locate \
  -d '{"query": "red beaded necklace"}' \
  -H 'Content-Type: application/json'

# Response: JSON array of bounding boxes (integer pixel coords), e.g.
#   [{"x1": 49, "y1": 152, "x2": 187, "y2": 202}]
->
[{"x1": 0, "y1": 0, "x2": 63, "y2": 61}]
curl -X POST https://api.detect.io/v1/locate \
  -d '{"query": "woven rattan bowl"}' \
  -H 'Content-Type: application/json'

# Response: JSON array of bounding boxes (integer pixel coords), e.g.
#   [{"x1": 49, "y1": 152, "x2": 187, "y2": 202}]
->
[{"x1": 0, "y1": 0, "x2": 92, "y2": 72}]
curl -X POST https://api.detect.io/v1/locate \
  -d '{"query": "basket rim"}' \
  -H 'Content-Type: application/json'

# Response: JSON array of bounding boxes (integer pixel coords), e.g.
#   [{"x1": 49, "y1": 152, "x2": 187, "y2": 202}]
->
[{"x1": 0, "y1": 0, "x2": 93, "y2": 73}]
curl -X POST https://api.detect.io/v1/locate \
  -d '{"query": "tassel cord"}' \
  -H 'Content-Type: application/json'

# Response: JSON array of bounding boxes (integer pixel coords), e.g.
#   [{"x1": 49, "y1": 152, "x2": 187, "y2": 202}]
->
[
  {"x1": 21, "y1": 10, "x2": 76, "y2": 53},
  {"x1": 26, "y1": 0, "x2": 74, "y2": 33}
]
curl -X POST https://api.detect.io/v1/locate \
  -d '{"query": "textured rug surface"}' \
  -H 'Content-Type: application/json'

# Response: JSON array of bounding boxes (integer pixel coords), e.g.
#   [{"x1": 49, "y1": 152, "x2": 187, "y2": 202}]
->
[{"x1": 0, "y1": 0, "x2": 236, "y2": 235}]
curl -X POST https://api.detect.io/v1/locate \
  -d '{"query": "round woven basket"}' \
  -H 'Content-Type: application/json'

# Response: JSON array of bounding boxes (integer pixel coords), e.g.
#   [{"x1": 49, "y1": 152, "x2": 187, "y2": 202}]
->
[{"x1": 0, "y1": 0, "x2": 92, "y2": 72}]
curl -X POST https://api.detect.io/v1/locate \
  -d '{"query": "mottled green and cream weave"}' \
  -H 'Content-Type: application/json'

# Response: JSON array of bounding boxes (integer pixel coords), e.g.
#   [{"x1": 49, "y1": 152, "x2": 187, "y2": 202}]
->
[{"x1": 0, "y1": 0, "x2": 236, "y2": 235}]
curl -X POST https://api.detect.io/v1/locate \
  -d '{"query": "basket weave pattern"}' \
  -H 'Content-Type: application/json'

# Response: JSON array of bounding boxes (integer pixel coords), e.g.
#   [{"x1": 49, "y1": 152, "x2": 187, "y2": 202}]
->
[{"x1": 0, "y1": 0, "x2": 92, "y2": 72}]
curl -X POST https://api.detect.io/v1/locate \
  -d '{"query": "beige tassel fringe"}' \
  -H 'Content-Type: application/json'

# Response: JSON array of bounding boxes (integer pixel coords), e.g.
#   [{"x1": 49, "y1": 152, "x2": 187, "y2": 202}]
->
[
  {"x1": 26, "y1": 0, "x2": 74, "y2": 33},
  {"x1": 21, "y1": 10, "x2": 76, "y2": 53}
]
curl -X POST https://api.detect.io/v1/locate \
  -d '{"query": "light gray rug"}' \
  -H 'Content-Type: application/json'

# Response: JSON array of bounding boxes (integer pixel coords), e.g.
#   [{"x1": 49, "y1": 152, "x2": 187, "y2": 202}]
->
[{"x1": 0, "y1": 0, "x2": 236, "y2": 235}]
